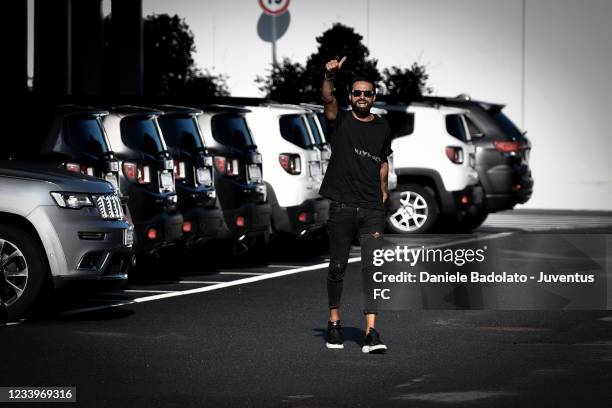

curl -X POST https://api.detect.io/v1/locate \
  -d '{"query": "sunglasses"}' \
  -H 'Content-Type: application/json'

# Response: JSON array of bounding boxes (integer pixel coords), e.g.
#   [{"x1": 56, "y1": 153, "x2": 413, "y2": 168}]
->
[{"x1": 351, "y1": 90, "x2": 375, "y2": 98}]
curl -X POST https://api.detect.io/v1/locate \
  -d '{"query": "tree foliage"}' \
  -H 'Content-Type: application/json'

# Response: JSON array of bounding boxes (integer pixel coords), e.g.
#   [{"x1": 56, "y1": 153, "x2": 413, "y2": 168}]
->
[
  {"x1": 255, "y1": 58, "x2": 306, "y2": 102},
  {"x1": 303, "y1": 23, "x2": 381, "y2": 105},
  {"x1": 142, "y1": 14, "x2": 229, "y2": 97},
  {"x1": 257, "y1": 23, "x2": 431, "y2": 105},
  {"x1": 143, "y1": 14, "x2": 195, "y2": 96},
  {"x1": 257, "y1": 23, "x2": 381, "y2": 105},
  {"x1": 380, "y1": 63, "x2": 433, "y2": 101},
  {"x1": 104, "y1": 13, "x2": 228, "y2": 97}
]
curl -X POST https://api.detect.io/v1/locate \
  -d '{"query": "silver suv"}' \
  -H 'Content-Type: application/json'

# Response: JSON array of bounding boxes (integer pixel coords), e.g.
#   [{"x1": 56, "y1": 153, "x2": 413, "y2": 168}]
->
[{"x1": 0, "y1": 160, "x2": 133, "y2": 318}]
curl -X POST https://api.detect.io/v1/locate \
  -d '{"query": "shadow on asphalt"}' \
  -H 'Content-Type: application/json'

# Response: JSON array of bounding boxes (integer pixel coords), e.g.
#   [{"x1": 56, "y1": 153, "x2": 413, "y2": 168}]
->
[
  {"x1": 313, "y1": 326, "x2": 365, "y2": 347},
  {"x1": 53, "y1": 307, "x2": 134, "y2": 322}
]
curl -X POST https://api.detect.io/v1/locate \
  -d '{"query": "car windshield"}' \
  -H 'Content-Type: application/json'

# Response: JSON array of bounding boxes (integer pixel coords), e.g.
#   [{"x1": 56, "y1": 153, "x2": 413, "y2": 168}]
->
[
  {"x1": 158, "y1": 116, "x2": 205, "y2": 151},
  {"x1": 306, "y1": 115, "x2": 325, "y2": 145},
  {"x1": 211, "y1": 113, "x2": 256, "y2": 149},
  {"x1": 121, "y1": 117, "x2": 165, "y2": 155},
  {"x1": 64, "y1": 117, "x2": 110, "y2": 155},
  {"x1": 279, "y1": 115, "x2": 314, "y2": 148}
]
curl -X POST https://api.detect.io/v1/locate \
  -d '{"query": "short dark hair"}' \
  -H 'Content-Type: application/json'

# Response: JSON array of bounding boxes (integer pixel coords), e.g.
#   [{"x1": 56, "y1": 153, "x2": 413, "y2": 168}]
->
[{"x1": 350, "y1": 76, "x2": 376, "y2": 92}]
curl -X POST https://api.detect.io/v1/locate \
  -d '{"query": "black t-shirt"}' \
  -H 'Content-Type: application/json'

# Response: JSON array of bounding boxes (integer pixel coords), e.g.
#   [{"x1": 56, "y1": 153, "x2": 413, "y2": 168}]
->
[{"x1": 319, "y1": 110, "x2": 393, "y2": 210}]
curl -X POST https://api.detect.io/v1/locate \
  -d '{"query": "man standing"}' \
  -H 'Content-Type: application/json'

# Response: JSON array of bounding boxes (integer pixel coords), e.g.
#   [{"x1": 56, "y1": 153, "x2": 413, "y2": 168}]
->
[{"x1": 319, "y1": 56, "x2": 392, "y2": 353}]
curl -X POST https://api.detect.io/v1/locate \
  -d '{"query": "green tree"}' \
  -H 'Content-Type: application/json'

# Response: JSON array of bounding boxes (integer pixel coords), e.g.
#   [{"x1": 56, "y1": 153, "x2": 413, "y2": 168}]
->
[
  {"x1": 256, "y1": 58, "x2": 306, "y2": 102},
  {"x1": 104, "y1": 13, "x2": 228, "y2": 97},
  {"x1": 304, "y1": 23, "x2": 381, "y2": 105},
  {"x1": 257, "y1": 23, "x2": 381, "y2": 105},
  {"x1": 181, "y1": 68, "x2": 230, "y2": 99},
  {"x1": 143, "y1": 14, "x2": 229, "y2": 97},
  {"x1": 380, "y1": 63, "x2": 433, "y2": 101}
]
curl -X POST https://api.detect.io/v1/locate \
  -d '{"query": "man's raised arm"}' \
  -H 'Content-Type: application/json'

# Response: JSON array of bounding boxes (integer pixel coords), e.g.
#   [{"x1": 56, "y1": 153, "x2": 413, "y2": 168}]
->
[{"x1": 322, "y1": 56, "x2": 346, "y2": 122}]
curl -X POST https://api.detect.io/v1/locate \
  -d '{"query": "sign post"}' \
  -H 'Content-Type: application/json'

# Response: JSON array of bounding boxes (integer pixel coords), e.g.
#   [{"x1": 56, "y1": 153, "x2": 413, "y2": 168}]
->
[{"x1": 258, "y1": 0, "x2": 291, "y2": 66}]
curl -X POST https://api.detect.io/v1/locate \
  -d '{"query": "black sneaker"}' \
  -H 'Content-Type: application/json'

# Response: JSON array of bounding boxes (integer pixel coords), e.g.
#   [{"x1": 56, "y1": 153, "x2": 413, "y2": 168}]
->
[
  {"x1": 326, "y1": 320, "x2": 344, "y2": 349},
  {"x1": 362, "y1": 328, "x2": 388, "y2": 354}
]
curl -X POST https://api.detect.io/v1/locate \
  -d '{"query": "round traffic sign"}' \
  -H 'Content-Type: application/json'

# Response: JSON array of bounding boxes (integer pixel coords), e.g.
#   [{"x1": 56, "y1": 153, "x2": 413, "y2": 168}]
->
[
  {"x1": 258, "y1": 0, "x2": 290, "y2": 16},
  {"x1": 257, "y1": 11, "x2": 291, "y2": 42}
]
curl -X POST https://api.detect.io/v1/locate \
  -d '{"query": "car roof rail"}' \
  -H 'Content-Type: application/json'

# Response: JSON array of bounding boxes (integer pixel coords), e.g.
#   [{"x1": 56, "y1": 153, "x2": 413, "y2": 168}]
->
[
  {"x1": 104, "y1": 105, "x2": 164, "y2": 118},
  {"x1": 199, "y1": 104, "x2": 252, "y2": 114},
  {"x1": 147, "y1": 104, "x2": 203, "y2": 117}
]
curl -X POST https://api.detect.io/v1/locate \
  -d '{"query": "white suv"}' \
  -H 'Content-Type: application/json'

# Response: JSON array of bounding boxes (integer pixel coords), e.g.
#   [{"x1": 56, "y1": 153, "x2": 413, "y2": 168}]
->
[
  {"x1": 376, "y1": 102, "x2": 482, "y2": 233},
  {"x1": 240, "y1": 103, "x2": 329, "y2": 237}
]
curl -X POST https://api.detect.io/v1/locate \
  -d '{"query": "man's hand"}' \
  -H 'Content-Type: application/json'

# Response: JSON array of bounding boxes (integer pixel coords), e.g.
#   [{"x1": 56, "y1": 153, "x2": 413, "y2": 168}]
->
[
  {"x1": 322, "y1": 56, "x2": 346, "y2": 121},
  {"x1": 325, "y1": 56, "x2": 347, "y2": 74}
]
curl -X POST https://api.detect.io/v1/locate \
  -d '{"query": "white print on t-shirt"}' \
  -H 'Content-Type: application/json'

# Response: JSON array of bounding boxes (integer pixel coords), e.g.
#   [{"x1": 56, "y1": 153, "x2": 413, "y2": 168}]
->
[{"x1": 354, "y1": 147, "x2": 381, "y2": 163}]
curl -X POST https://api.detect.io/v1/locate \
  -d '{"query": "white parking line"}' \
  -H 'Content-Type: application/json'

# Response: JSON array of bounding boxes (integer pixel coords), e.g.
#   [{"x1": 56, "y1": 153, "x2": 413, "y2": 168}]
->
[
  {"x1": 60, "y1": 232, "x2": 513, "y2": 316},
  {"x1": 60, "y1": 258, "x2": 361, "y2": 315},
  {"x1": 1, "y1": 320, "x2": 25, "y2": 327},
  {"x1": 178, "y1": 281, "x2": 225, "y2": 284}
]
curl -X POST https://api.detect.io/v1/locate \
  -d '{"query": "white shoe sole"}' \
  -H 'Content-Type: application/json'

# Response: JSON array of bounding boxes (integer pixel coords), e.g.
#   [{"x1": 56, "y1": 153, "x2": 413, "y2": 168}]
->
[
  {"x1": 326, "y1": 342, "x2": 344, "y2": 349},
  {"x1": 362, "y1": 344, "x2": 388, "y2": 353}
]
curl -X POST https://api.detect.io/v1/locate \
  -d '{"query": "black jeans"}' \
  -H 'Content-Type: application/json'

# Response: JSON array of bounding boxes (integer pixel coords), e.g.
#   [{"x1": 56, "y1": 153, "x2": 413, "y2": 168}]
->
[{"x1": 327, "y1": 200, "x2": 385, "y2": 315}]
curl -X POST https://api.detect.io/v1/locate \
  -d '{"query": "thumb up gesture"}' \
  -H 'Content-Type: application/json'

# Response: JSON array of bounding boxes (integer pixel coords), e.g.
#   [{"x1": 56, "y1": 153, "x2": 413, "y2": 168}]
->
[{"x1": 325, "y1": 56, "x2": 347, "y2": 73}]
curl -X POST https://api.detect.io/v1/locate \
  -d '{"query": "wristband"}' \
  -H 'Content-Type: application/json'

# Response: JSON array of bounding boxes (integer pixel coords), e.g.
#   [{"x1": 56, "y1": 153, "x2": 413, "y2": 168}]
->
[{"x1": 324, "y1": 71, "x2": 335, "y2": 81}]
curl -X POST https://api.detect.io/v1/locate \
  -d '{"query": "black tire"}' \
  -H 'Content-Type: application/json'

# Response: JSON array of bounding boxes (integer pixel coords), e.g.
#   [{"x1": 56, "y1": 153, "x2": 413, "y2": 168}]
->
[
  {"x1": 386, "y1": 184, "x2": 439, "y2": 234},
  {"x1": 450, "y1": 206, "x2": 489, "y2": 233},
  {"x1": 465, "y1": 207, "x2": 489, "y2": 231},
  {"x1": 0, "y1": 224, "x2": 49, "y2": 319}
]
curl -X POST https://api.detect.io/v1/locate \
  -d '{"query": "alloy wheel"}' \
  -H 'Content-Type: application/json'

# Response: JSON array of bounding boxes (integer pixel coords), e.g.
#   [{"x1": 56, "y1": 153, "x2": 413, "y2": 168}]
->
[
  {"x1": 389, "y1": 191, "x2": 429, "y2": 232},
  {"x1": 0, "y1": 239, "x2": 29, "y2": 307}
]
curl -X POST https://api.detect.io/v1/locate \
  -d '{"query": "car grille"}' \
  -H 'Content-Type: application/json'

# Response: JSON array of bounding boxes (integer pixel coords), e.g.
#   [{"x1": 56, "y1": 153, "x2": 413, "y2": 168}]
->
[
  {"x1": 93, "y1": 194, "x2": 124, "y2": 220},
  {"x1": 104, "y1": 253, "x2": 130, "y2": 276}
]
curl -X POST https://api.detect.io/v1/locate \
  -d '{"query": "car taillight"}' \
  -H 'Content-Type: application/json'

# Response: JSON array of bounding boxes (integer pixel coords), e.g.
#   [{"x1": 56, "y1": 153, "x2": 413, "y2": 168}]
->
[
  {"x1": 214, "y1": 156, "x2": 239, "y2": 176},
  {"x1": 174, "y1": 160, "x2": 186, "y2": 180},
  {"x1": 123, "y1": 162, "x2": 151, "y2": 184},
  {"x1": 493, "y1": 140, "x2": 521, "y2": 153},
  {"x1": 227, "y1": 159, "x2": 240, "y2": 176},
  {"x1": 138, "y1": 165, "x2": 151, "y2": 184},
  {"x1": 80, "y1": 165, "x2": 95, "y2": 176},
  {"x1": 214, "y1": 156, "x2": 226, "y2": 174},
  {"x1": 123, "y1": 162, "x2": 137, "y2": 181},
  {"x1": 147, "y1": 228, "x2": 157, "y2": 240},
  {"x1": 279, "y1": 154, "x2": 301, "y2": 175},
  {"x1": 445, "y1": 147, "x2": 464, "y2": 164},
  {"x1": 66, "y1": 163, "x2": 80, "y2": 173}
]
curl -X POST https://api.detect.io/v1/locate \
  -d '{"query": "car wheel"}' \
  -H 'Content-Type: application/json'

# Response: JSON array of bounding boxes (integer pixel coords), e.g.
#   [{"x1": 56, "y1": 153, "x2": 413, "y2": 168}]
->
[
  {"x1": 386, "y1": 184, "x2": 439, "y2": 234},
  {"x1": 0, "y1": 224, "x2": 48, "y2": 319},
  {"x1": 458, "y1": 207, "x2": 489, "y2": 232}
]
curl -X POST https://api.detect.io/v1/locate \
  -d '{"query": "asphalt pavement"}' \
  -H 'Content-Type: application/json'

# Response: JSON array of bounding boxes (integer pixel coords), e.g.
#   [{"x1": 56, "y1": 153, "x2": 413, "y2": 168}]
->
[{"x1": 1, "y1": 210, "x2": 612, "y2": 407}]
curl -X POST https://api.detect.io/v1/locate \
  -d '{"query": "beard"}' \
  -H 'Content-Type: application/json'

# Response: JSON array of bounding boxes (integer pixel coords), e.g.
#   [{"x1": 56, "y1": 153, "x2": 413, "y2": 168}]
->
[{"x1": 351, "y1": 99, "x2": 373, "y2": 117}]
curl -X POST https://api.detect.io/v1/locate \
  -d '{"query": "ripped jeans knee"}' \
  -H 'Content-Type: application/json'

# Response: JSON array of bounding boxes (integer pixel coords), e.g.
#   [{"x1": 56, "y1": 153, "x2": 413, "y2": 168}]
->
[
  {"x1": 327, "y1": 261, "x2": 347, "y2": 282},
  {"x1": 327, "y1": 261, "x2": 347, "y2": 309}
]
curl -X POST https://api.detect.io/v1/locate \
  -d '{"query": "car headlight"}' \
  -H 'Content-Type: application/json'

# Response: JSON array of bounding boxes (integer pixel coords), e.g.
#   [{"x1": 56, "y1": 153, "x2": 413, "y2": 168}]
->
[{"x1": 50, "y1": 192, "x2": 94, "y2": 209}]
